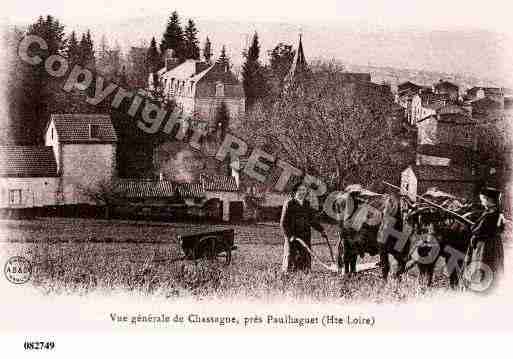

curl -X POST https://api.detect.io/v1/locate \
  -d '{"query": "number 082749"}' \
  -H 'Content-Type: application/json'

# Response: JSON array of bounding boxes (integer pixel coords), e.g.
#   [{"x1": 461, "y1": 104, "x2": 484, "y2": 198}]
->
[{"x1": 24, "y1": 341, "x2": 55, "y2": 350}]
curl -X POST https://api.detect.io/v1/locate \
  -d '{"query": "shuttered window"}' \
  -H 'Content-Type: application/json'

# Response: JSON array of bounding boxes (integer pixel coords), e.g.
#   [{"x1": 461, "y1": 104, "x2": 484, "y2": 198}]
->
[{"x1": 8, "y1": 189, "x2": 22, "y2": 206}]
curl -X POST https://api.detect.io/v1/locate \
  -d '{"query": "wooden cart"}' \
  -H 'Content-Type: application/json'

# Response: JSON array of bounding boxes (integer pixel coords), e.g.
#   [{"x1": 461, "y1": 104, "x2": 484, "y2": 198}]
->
[{"x1": 178, "y1": 229, "x2": 236, "y2": 265}]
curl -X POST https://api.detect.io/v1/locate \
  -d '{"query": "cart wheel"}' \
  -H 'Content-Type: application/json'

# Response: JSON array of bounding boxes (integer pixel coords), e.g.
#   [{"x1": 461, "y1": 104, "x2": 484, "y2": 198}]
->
[{"x1": 194, "y1": 236, "x2": 231, "y2": 265}]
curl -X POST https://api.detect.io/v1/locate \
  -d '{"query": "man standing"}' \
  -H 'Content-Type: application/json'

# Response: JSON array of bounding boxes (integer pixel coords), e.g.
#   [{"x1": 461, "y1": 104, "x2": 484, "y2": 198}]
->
[
  {"x1": 464, "y1": 187, "x2": 505, "y2": 292},
  {"x1": 280, "y1": 183, "x2": 328, "y2": 272}
]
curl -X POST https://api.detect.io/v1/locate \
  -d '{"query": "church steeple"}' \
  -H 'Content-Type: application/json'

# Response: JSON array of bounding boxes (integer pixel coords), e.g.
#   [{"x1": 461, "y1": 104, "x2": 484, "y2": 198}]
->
[{"x1": 283, "y1": 33, "x2": 308, "y2": 92}]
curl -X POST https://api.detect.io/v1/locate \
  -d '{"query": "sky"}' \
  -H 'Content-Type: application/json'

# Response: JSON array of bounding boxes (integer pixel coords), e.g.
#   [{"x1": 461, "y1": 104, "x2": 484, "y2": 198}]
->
[{"x1": 4, "y1": 0, "x2": 513, "y2": 35}]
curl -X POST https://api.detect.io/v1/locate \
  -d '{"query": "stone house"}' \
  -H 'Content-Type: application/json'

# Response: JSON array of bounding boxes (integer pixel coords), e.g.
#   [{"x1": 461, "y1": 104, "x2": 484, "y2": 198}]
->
[
  {"x1": 416, "y1": 111, "x2": 476, "y2": 149},
  {"x1": 1, "y1": 114, "x2": 117, "y2": 210},
  {"x1": 148, "y1": 56, "x2": 245, "y2": 131},
  {"x1": 0, "y1": 146, "x2": 59, "y2": 209},
  {"x1": 45, "y1": 114, "x2": 117, "y2": 204},
  {"x1": 401, "y1": 165, "x2": 478, "y2": 200},
  {"x1": 433, "y1": 80, "x2": 459, "y2": 102}
]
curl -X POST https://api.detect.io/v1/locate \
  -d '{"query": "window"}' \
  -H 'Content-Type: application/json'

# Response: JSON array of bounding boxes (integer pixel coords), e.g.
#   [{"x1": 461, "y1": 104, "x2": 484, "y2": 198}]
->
[
  {"x1": 89, "y1": 124, "x2": 101, "y2": 139},
  {"x1": 216, "y1": 82, "x2": 224, "y2": 97},
  {"x1": 8, "y1": 189, "x2": 22, "y2": 206}
]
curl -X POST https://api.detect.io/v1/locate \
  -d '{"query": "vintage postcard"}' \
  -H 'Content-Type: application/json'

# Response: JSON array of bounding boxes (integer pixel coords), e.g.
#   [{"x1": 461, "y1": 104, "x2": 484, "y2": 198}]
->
[{"x1": 1, "y1": 0, "x2": 512, "y2": 355}]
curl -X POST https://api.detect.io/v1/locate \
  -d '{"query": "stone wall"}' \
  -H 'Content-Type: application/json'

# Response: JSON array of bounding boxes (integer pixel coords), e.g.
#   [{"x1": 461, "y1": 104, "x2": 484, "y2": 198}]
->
[
  {"x1": 60, "y1": 143, "x2": 116, "y2": 204},
  {"x1": 0, "y1": 177, "x2": 59, "y2": 208}
]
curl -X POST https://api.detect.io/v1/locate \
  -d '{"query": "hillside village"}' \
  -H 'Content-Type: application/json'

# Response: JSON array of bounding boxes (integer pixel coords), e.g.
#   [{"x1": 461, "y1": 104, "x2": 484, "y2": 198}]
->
[{"x1": 1, "y1": 12, "x2": 512, "y2": 221}]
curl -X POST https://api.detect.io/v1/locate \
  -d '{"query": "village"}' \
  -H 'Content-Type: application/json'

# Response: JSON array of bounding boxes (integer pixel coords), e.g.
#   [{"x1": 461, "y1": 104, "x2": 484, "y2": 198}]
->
[{"x1": 1, "y1": 18, "x2": 511, "y2": 222}]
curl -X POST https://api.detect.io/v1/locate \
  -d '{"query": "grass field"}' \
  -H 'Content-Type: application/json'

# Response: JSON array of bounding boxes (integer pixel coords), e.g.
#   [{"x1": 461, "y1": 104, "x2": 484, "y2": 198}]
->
[{"x1": 0, "y1": 217, "x2": 487, "y2": 302}]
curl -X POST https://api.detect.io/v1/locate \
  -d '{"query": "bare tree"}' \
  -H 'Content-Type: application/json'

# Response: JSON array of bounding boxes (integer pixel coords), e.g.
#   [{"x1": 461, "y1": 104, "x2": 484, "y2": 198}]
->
[
  {"x1": 236, "y1": 66, "x2": 409, "y2": 191},
  {"x1": 79, "y1": 180, "x2": 128, "y2": 219}
]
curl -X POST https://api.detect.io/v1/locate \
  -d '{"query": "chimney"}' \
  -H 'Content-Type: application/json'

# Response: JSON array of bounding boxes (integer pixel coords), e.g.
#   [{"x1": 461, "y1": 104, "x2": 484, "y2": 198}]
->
[{"x1": 165, "y1": 49, "x2": 179, "y2": 71}]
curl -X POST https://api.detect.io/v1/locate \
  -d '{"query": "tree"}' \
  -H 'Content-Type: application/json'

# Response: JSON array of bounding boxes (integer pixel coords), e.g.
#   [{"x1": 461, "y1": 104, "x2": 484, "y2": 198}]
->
[
  {"x1": 183, "y1": 19, "x2": 200, "y2": 60},
  {"x1": 237, "y1": 65, "x2": 407, "y2": 191},
  {"x1": 242, "y1": 32, "x2": 269, "y2": 110},
  {"x1": 79, "y1": 179, "x2": 127, "y2": 219},
  {"x1": 21, "y1": 15, "x2": 67, "y2": 144},
  {"x1": 79, "y1": 30, "x2": 95, "y2": 67},
  {"x1": 66, "y1": 31, "x2": 81, "y2": 64},
  {"x1": 27, "y1": 15, "x2": 66, "y2": 55},
  {"x1": 203, "y1": 37, "x2": 212, "y2": 63},
  {"x1": 97, "y1": 34, "x2": 110, "y2": 69},
  {"x1": 217, "y1": 44, "x2": 230, "y2": 70},
  {"x1": 160, "y1": 11, "x2": 184, "y2": 60},
  {"x1": 146, "y1": 37, "x2": 161, "y2": 73},
  {"x1": 127, "y1": 45, "x2": 149, "y2": 89},
  {"x1": 96, "y1": 35, "x2": 122, "y2": 79},
  {"x1": 268, "y1": 42, "x2": 295, "y2": 90}
]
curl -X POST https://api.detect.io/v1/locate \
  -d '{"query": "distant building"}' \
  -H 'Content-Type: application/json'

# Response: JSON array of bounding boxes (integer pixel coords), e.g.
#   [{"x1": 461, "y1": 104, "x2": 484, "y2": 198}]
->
[
  {"x1": 401, "y1": 165, "x2": 478, "y2": 200},
  {"x1": 398, "y1": 81, "x2": 425, "y2": 95},
  {"x1": 466, "y1": 87, "x2": 485, "y2": 101},
  {"x1": 471, "y1": 97, "x2": 504, "y2": 122},
  {"x1": 148, "y1": 54, "x2": 245, "y2": 130},
  {"x1": 416, "y1": 110, "x2": 476, "y2": 149},
  {"x1": 434, "y1": 80, "x2": 459, "y2": 102}
]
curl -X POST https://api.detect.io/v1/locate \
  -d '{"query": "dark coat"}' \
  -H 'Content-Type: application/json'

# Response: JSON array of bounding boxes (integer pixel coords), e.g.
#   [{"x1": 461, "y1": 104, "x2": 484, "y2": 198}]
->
[
  {"x1": 280, "y1": 198, "x2": 324, "y2": 242},
  {"x1": 468, "y1": 208, "x2": 504, "y2": 275},
  {"x1": 280, "y1": 198, "x2": 325, "y2": 272}
]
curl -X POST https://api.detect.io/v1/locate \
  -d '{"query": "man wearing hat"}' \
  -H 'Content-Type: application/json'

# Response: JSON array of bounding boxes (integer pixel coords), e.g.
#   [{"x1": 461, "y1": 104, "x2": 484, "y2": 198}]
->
[{"x1": 464, "y1": 187, "x2": 505, "y2": 291}]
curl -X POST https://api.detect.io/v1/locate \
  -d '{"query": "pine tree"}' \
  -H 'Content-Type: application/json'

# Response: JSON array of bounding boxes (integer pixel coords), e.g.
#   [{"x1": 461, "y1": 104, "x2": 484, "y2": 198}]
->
[
  {"x1": 23, "y1": 15, "x2": 67, "y2": 144},
  {"x1": 203, "y1": 37, "x2": 212, "y2": 63},
  {"x1": 242, "y1": 33, "x2": 268, "y2": 110},
  {"x1": 79, "y1": 30, "x2": 95, "y2": 67},
  {"x1": 28, "y1": 15, "x2": 66, "y2": 55},
  {"x1": 97, "y1": 34, "x2": 110, "y2": 69},
  {"x1": 183, "y1": 19, "x2": 200, "y2": 60},
  {"x1": 66, "y1": 31, "x2": 81, "y2": 64},
  {"x1": 146, "y1": 37, "x2": 161, "y2": 73},
  {"x1": 217, "y1": 45, "x2": 230, "y2": 70},
  {"x1": 160, "y1": 11, "x2": 184, "y2": 60},
  {"x1": 86, "y1": 30, "x2": 95, "y2": 65}
]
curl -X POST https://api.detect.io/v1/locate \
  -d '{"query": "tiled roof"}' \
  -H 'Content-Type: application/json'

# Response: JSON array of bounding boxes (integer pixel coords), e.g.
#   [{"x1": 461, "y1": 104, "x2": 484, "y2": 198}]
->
[
  {"x1": 437, "y1": 104, "x2": 466, "y2": 115},
  {"x1": 115, "y1": 180, "x2": 175, "y2": 198},
  {"x1": 410, "y1": 165, "x2": 475, "y2": 182},
  {"x1": 438, "y1": 114, "x2": 474, "y2": 125},
  {"x1": 398, "y1": 81, "x2": 422, "y2": 92},
  {"x1": 434, "y1": 80, "x2": 458, "y2": 90},
  {"x1": 200, "y1": 174, "x2": 238, "y2": 192},
  {"x1": 483, "y1": 87, "x2": 503, "y2": 96},
  {"x1": 176, "y1": 182, "x2": 205, "y2": 199},
  {"x1": 417, "y1": 144, "x2": 475, "y2": 162},
  {"x1": 50, "y1": 114, "x2": 117, "y2": 143},
  {"x1": 0, "y1": 146, "x2": 58, "y2": 177}
]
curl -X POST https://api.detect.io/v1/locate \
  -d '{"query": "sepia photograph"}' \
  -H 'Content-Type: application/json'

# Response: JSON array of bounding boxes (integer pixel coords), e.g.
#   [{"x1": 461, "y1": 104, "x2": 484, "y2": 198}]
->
[{"x1": 1, "y1": 0, "x2": 512, "y2": 355}]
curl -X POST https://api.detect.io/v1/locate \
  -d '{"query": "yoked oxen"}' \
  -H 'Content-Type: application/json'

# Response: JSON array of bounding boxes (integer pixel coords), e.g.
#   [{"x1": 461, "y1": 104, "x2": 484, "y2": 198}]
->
[
  {"x1": 335, "y1": 187, "x2": 412, "y2": 279},
  {"x1": 402, "y1": 195, "x2": 482, "y2": 288}
]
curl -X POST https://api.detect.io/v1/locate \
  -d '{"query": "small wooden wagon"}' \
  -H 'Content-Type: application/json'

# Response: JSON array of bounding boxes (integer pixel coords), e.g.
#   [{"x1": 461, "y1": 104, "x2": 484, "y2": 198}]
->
[{"x1": 178, "y1": 229, "x2": 236, "y2": 265}]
